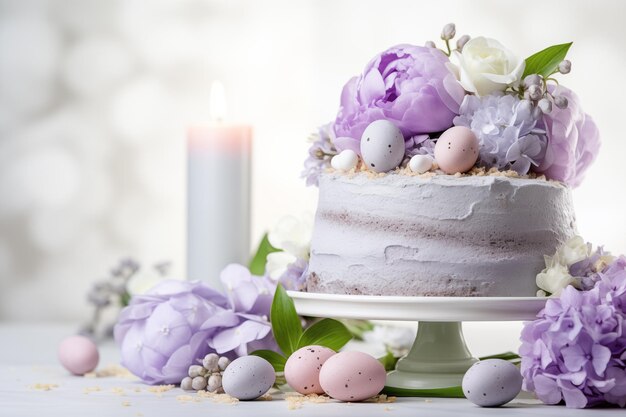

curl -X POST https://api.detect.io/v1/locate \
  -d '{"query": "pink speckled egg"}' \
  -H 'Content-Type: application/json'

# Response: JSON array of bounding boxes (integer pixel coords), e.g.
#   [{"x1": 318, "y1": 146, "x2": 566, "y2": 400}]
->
[
  {"x1": 434, "y1": 126, "x2": 479, "y2": 174},
  {"x1": 58, "y1": 335, "x2": 99, "y2": 375},
  {"x1": 284, "y1": 345, "x2": 336, "y2": 394},
  {"x1": 319, "y1": 351, "x2": 386, "y2": 402}
]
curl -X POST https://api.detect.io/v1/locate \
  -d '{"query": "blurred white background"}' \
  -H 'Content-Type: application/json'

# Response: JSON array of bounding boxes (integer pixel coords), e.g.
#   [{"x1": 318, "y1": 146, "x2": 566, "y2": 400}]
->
[{"x1": 0, "y1": 0, "x2": 625, "y2": 323}]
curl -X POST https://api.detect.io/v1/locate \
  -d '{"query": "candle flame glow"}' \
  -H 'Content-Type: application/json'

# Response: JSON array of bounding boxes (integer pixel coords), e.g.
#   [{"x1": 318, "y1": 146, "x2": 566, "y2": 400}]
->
[{"x1": 209, "y1": 80, "x2": 227, "y2": 121}]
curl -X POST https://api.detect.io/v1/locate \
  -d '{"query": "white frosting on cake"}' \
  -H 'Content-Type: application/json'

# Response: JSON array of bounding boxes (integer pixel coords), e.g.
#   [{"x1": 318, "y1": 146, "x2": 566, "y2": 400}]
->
[{"x1": 307, "y1": 172, "x2": 576, "y2": 297}]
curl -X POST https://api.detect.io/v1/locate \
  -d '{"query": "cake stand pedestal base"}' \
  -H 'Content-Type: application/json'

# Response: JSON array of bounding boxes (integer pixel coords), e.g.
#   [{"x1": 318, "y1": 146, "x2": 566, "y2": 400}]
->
[
  {"x1": 287, "y1": 292, "x2": 545, "y2": 395},
  {"x1": 386, "y1": 322, "x2": 477, "y2": 390}
]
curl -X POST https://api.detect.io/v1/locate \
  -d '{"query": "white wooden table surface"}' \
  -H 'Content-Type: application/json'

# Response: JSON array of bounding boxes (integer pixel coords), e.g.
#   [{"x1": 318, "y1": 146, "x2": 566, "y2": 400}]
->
[{"x1": 0, "y1": 322, "x2": 622, "y2": 417}]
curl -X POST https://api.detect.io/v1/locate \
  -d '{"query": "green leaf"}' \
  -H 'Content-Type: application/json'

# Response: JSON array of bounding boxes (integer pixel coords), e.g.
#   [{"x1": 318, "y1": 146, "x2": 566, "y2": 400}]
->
[
  {"x1": 479, "y1": 351, "x2": 520, "y2": 362},
  {"x1": 297, "y1": 318, "x2": 352, "y2": 351},
  {"x1": 248, "y1": 233, "x2": 281, "y2": 275},
  {"x1": 270, "y1": 284, "x2": 303, "y2": 356},
  {"x1": 340, "y1": 319, "x2": 374, "y2": 341},
  {"x1": 522, "y1": 42, "x2": 572, "y2": 78},
  {"x1": 378, "y1": 350, "x2": 398, "y2": 372},
  {"x1": 250, "y1": 350, "x2": 287, "y2": 372},
  {"x1": 383, "y1": 385, "x2": 465, "y2": 398}
]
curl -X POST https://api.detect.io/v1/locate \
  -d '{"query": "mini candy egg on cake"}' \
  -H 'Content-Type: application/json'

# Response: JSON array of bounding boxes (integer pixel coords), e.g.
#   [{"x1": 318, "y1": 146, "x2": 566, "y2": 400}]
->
[
  {"x1": 284, "y1": 345, "x2": 336, "y2": 394},
  {"x1": 331, "y1": 149, "x2": 359, "y2": 171},
  {"x1": 434, "y1": 126, "x2": 479, "y2": 174},
  {"x1": 222, "y1": 355, "x2": 275, "y2": 400},
  {"x1": 360, "y1": 120, "x2": 405, "y2": 173},
  {"x1": 462, "y1": 359, "x2": 522, "y2": 407},
  {"x1": 319, "y1": 351, "x2": 386, "y2": 402},
  {"x1": 58, "y1": 335, "x2": 99, "y2": 375}
]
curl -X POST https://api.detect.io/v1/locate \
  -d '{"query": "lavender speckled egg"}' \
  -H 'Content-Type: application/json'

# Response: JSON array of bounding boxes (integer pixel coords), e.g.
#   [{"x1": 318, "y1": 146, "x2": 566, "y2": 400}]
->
[
  {"x1": 462, "y1": 359, "x2": 522, "y2": 407},
  {"x1": 434, "y1": 126, "x2": 479, "y2": 174},
  {"x1": 222, "y1": 355, "x2": 275, "y2": 400},
  {"x1": 360, "y1": 120, "x2": 405, "y2": 173},
  {"x1": 284, "y1": 345, "x2": 336, "y2": 394},
  {"x1": 58, "y1": 335, "x2": 99, "y2": 375},
  {"x1": 319, "y1": 351, "x2": 386, "y2": 402}
]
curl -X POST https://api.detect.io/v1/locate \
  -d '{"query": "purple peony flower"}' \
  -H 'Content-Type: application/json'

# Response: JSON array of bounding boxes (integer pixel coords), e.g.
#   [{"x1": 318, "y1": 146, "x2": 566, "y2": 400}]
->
[
  {"x1": 454, "y1": 93, "x2": 547, "y2": 174},
  {"x1": 535, "y1": 85, "x2": 600, "y2": 187},
  {"x1": 332, "y1": 44, "x2": 465, "y2": 153},
  {"x1": 114, "y1": 265, "x2": 279, "y2": 384},
  {"x1": 520, "y1": 257, "x2": 626, "y2": 408},
  {"x1": 301, "y1": 123, "x2": 336, "y2": 187},
  {"x1": 210, "y1": 264, "x2": 277, "y2": 356}
]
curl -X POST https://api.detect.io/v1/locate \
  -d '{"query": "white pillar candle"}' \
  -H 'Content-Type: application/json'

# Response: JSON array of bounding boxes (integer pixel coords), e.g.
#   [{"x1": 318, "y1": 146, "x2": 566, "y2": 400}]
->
[{"x1": 186, "y1": 82, "x2": 252, "y2": 287}]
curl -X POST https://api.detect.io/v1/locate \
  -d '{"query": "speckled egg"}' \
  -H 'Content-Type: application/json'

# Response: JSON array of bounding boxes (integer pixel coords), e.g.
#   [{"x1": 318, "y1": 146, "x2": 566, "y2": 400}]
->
[
  {"x1": 360, "y1": 120, "x2": 405, "y2": 173},
  {"x1": 222, "y1": 355, "x2": 276, "y2": 400},
  {"x1": 462, "y1": 359, "x2": 522, "y2": 407},
  {"x1": 434, "y1": 126, "x2": 479, "y2": 174},
  {"x1": 284, "y1": 345, "x2": 336, "y2": 394},
  {"x1": 58, "y1": 335, "x2": 99, "y2": 375},
  {"x1": 319, "y1": 351, "x2": 386, "y2": 402}
]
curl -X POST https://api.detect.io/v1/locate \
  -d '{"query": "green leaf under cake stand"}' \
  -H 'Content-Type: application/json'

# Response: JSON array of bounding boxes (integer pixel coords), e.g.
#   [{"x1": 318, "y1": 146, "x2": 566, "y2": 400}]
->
[{"x1": 287, "y1": 292, "x2": 546, "y2": 397}]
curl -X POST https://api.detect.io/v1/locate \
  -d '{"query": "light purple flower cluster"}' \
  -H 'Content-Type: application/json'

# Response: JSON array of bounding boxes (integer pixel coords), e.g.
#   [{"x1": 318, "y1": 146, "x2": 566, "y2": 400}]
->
[
  {"x1": 569, "y1": 245, "x2": 613, "y2": 291},
  {"x1": 301, "y1": 123, "x2": 336, "y2": 187},
  {"x1": 454, "y1": 94, "x2": 547, "y2": 174},
  {"x1": 276, "y1": 258, "x2": 308, "y2": 291},
  {"x1": 332, "y1": 44, "x2": 465, "y2": 154},
  {"x1": 520, "y1": 256, "x2": 626, "y2": 408},
  {"x1": 114, "y1": 265, "x2": 277, "y2": 384},
  {"x1": 535, "y1": 85, "x2": 601, "y2": 187}
]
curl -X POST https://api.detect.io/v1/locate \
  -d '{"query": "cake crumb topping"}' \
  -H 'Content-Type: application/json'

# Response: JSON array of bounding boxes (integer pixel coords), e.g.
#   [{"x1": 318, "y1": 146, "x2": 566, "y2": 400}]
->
[{"x1": 327, "y1": 163, "x2": 550, "y2": 181}]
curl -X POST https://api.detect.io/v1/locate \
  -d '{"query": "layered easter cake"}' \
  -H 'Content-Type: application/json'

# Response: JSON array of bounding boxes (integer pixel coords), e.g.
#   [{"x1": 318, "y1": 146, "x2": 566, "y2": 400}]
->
[{"x1": 301, "y1": 25, "x2": 600, "y2": 297}]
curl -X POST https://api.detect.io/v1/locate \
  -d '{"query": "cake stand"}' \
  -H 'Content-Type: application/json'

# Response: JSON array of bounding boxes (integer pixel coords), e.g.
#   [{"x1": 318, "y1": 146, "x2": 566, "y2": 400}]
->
[{"x1": 287, "y1": 291, "x2": 546, "y2": 395}]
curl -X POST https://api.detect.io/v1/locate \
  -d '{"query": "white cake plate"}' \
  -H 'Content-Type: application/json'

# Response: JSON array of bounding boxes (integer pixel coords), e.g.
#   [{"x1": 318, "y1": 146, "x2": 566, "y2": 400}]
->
[{"x1": 288, "y1": 291, "x2": 546, "y2": 395}]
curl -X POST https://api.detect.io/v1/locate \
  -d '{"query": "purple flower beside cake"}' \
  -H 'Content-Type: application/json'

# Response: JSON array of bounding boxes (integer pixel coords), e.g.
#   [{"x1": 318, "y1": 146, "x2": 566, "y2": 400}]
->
[{"x1": 301, "y1": 24, "x2": 600, "y2": 297}]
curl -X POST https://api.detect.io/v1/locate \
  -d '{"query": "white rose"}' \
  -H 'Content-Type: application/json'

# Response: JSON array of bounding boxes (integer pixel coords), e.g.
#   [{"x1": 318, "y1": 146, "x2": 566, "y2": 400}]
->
[
  {"x1": 556, "y1": 235, "x2": 591, "y2": 266},
  {"x1": 536, "y1": 262, "x2": 578, "y2": 296},
  {"x1": 450, "y1": 37, "x2": 525, "y2": 96},
  {"x1": 265, "y1": 251, "x2": 297, "y2": 281},
  {"x1": 265, "y1": 212, "x2": 314, "y2": 280},
  {"x1": 267, "y1": 212, "x2": 313, "y2": 260}
]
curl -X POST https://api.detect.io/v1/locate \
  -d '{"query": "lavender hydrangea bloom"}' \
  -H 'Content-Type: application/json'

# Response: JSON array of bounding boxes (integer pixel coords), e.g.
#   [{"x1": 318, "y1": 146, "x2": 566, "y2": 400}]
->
[
  {"x1": 114, "y1": 280, "x2": 229, "y2": 384},
  {"x1": 277, "y1": 258, "x2": 308, "y2": 291},
  {"x1": 520, "y1": 257, "x2": 626, "y2": 408},
  {"x1": 114, "y1": 265, "x2": 279, "y2": 384},
  {"x1": 570, "y1": 246, "x2": 614, "y2": 291},
  {"x1": 535, "y1": 85, "x2": 601, "y2": 187},
  {"x1": 332, "y1": 45, "x2": 465, "y2": 153},
  {"x1": 454, "y1": 94, "x2": 547, "y2": 174},
  {"x1": 302, "y1": 123, "x2": 336, "y2": 187}
]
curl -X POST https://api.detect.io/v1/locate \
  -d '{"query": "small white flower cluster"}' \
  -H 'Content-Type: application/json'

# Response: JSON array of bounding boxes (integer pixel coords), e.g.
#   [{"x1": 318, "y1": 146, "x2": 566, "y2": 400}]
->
[
  {"x1": 536, "y1": 236, "x2": 614, "y2": 296},
  {"x1": 265, "y1": 212, "x2": 313, "y2": 280},
  {"x1": 180, "y1": 353, "x2": 231, "y2": 392}
]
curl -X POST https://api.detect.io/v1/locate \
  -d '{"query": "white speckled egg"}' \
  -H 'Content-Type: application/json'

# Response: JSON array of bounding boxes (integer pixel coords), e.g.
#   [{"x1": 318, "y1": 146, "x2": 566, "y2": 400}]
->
[
  {"x1": 222, "y1": 356, "x2": 275, "y2": 400},
  {"x1": 319, "y1": 351, "x2": 386, "y2": 402},
  {"x1": 434, "y1": 126, "x2": 479, "y2": 174},
  {"x1": 360, "y1": 120, "x2": 405, "y2": 173},
  {"x1": 284, "y1": 345, "x2": 336, "y2": 394},
  {"x1": 462, "y1": 359, "x2": 522, "y2": 407},
  {"x1": 331, "y1": 149, "x2": 359, "y2": 171},
  {"x1": 409, "y1": 155, "x2": 433, "y2": 174}
]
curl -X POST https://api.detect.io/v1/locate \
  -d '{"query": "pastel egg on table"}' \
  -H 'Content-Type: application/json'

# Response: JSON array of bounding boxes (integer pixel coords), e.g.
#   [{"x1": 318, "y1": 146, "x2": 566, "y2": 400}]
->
[
  {"x1": 284, "y1": 345, "x2": 335, "y2": 394},
  {"x1": 434, "y1": 126, "x2": 479, "y2": 174},
  {"x1": 360, "y1": 119, "x2": 405, "y2": 173},
  {"x1": 319, "y1": 351, "x2": 386, "y2": 402}
]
